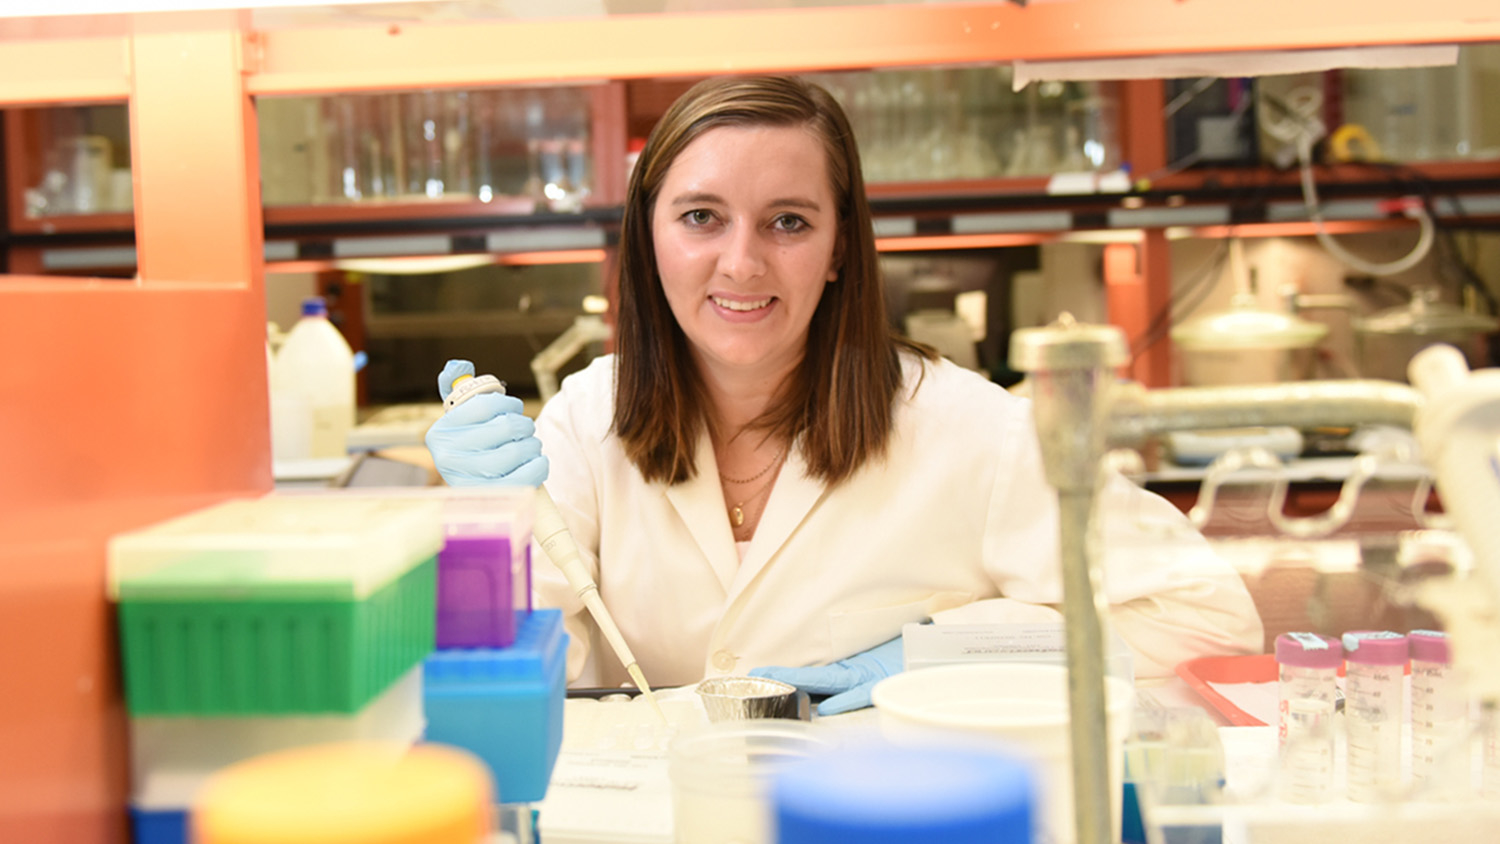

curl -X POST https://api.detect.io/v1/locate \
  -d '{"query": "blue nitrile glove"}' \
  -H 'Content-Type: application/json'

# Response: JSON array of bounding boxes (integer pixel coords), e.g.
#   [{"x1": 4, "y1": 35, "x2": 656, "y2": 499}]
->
[
  {"x1": 425, "y1": 359, "x2": 550, "y2": 487},
  {"x1": 749, "y1": 637, "x2": 903, "y2": 717}
]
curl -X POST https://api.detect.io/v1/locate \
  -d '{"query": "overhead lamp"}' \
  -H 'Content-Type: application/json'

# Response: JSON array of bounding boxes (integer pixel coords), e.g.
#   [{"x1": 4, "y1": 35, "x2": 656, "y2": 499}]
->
[{"x1": 335, "y1": 254, "x2": 496, "y2": 275}]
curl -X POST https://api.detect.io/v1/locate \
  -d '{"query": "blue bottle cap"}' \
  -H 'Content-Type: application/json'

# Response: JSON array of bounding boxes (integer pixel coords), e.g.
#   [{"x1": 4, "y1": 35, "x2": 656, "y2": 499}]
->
[
  {"x1": 771, "y1": 742, "x2": 1035, "y2": 844},
  {"x1": 301, "y1": 297, "x2": 328, "y2": 317}
]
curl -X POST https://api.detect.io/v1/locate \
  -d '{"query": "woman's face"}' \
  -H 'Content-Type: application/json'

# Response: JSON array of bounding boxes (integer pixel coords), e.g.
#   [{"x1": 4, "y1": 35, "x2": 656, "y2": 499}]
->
[{"x1": 650, "y1": 123, "x2": 840, "y2": 385}]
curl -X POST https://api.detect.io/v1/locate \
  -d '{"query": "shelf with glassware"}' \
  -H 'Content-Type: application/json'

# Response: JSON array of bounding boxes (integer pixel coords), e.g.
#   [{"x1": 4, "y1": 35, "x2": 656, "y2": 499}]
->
[
  {"x1": 5, "y1": 60, "x2": 1500, "y2": 276},
  {"x1": 1, "y1": 102, "x2": 135, "y2": 235},
  {"x1": 0, "y1": 80, "x2": 626, "y2": 237}
]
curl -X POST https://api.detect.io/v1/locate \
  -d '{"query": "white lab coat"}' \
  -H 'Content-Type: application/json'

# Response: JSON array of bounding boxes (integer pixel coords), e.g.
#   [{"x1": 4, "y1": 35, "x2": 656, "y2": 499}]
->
[{"x1": 533, "y1": 353, "x2": 1263, "y2": 689}]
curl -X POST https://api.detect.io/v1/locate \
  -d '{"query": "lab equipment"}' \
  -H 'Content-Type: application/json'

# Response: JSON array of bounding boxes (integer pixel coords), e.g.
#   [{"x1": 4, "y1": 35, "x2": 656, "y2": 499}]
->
[
  {"x1": 423, "y1": 608, "x2": 569, "y2": 804},
  {"x1": 695, "y1": 676, "x2": 803, "y2": 722},
  {"x1": 129, "y1": 666, "x2": 425, "y2": 833},
  {"x1": 750, "y1": 636, "x2": 902, "y2": 716},
  {"x1": 1409, "y1": 629, "x2": 1471, "y2": 796},
  {"x1": 192, "y1": 742, "x2": 492, "y2": 844},
  {"x1": 271, "y1": 297, "x2": 356, "y2": 460},
  {"x1": 439, "y1": 365, "x2": 664, "y2": 722},
  {"x1": 1124, "y1": 703, "x2": 1226, "y2": 811},
  {"x1": 668, "y1": 719, "x2": 836, "y2": 844},
  {"x1": 1009, "y1": 316, "x2": 1500, "y2": 841},
  {"x1": 1273, "y1": 632, "x2": 1342, "y2": 804},
  {"x1": 899, "y1": 621, "x2": 1135, "y2": 684},
  {"x1": 531, "y1": 313, "x2": 611, "y2": 404},
  {"x1": 108, "y1": 494, "x2": 443, "y2": 716},
  {"x1": 1409, "y1": 345, "x2": 1500, "y2": 704},
  {"x1": 130, "y1": 807, "x2": 187, "y2": 844},
  {"x1": 869, "y1": 662, "x2": 1133, "y2": 844},
  {"x1": 1344, "y1": 631, "x2": 1410, "y2": 803},
  {"x1": 426, "y1": 363, "x2": 548, "y2": 488},
  {"x1": 1008, "y1": 314, "x2": 1428, "y2": 844},
  {"x1": 1354, "y1": 286, "x2": 1499, "y2": 384},
  {"x1": 437, "y1": 534, "x2": 526, "y2": 649},
  {"x1": 770, "y1": 743, "x2": 1036, "y2": 844},
  {"x1": 436, "y1": 487, "x2": 535, "y2": 651}
]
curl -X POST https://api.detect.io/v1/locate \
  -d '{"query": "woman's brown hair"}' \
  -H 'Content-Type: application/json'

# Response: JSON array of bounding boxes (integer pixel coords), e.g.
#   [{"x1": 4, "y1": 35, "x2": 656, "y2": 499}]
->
[{"x1": 612, "y1": 74, "x2": 933, "y2": 486}]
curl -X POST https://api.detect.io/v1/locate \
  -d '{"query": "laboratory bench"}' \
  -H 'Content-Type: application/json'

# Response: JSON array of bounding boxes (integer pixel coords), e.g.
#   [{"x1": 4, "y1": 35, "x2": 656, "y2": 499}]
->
[
  {"x1": 533, "y1": 669, "x2": 1500, "y2": 844},
  {"x1": 6, "y1": 3, "x2": 1500, "y2": 842}
]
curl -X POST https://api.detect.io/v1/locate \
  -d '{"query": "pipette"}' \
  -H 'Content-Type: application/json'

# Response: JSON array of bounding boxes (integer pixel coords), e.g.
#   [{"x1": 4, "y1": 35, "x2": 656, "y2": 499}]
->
[{"x1": 445, "y1": 372, "x2": 667, "y2": 724}]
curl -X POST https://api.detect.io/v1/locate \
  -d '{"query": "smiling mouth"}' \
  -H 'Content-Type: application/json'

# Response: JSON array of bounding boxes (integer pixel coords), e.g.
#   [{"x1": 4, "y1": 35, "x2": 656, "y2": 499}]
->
[{"x1": 711, "y1": 295, "x2": 774, "y2": 312}]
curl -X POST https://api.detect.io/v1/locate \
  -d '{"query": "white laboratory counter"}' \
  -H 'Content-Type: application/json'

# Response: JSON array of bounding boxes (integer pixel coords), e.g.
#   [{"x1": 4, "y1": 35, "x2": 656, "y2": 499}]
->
[{"x1": 533, "y1": 676, "x2": 1500, "y2": 844}]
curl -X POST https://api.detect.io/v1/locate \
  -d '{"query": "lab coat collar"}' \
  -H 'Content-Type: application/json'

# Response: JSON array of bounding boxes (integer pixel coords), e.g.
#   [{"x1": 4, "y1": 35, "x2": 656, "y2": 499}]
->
[
  {"x1": 730, "y1": 443, "x2": 825, "y2": 597},
  {"x1": 663, "y1": 429, "x2": 826, "y2": 596},
  {"x1": 664, "y1": 429, "x2": 739, "y2": 593}
]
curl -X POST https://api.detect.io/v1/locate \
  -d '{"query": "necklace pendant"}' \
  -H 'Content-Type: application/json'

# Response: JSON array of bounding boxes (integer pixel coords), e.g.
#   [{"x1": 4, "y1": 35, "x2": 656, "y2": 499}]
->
[{"x1": 731, "y1": 504, "x2": 745, "y2": 527}]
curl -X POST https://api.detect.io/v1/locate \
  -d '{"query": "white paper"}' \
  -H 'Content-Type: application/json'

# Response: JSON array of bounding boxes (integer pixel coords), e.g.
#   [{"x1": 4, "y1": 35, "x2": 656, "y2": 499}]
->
[{"x1": 535, "y1": 750, "x2": 675, "y2": 844}]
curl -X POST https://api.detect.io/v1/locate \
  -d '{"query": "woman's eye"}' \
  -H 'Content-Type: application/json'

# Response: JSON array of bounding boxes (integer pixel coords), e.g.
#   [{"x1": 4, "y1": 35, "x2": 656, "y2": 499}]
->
[
  {"x1": 773, "y1": 214, "x2": 809, "y2": 232},
  {"x1": 683, "y1": 209, "x2": 714, "y2": 226}
]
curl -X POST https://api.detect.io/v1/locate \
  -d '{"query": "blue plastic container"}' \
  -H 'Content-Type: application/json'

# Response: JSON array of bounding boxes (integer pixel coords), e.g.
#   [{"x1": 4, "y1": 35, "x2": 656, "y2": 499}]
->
[
  {"x1": 423, "y1": 608, "x2": 568, "y2": 804},
  {"x1": 130, "y1": 805, "x2": 187, "y2": 844},
  {"x1": 771, "y1": 742, "x2": 1035, "y2": 844}
]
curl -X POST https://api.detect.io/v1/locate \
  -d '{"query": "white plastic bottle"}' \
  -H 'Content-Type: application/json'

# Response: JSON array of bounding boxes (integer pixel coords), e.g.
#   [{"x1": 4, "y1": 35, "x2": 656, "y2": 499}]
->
[{"x1": 271, "y1": 297, "x2": 355, "y2": 459}]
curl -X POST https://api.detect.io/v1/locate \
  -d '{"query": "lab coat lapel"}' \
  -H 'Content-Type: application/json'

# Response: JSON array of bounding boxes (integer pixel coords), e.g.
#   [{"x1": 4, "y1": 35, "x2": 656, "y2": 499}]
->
[
  {"x1": 663, "y1": 429, "x2": 739, "y2": 593},
  {"x1": 729, "y1": 446, "x2": 824, "y2": 598}
]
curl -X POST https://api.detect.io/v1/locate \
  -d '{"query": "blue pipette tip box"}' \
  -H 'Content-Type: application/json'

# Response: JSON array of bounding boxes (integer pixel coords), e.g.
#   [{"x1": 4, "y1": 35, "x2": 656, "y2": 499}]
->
[
  {"x1": 423, "y1": 608, "x2": 568, "y2": 804},
  {"x1": 129, "y1": 805, "x2": 187, "y2": 844}
]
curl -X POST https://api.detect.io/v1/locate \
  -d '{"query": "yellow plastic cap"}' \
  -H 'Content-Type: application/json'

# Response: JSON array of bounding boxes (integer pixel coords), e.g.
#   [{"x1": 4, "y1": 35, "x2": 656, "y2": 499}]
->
[{"x1": 193, "y1": 742, "x2": 493, "y2": 844}]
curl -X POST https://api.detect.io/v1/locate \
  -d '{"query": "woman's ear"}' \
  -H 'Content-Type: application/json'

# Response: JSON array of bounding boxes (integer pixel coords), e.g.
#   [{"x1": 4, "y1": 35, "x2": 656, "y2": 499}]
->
[{"x1": 827, "y1": 235, "x2": 844, "y2": 282}]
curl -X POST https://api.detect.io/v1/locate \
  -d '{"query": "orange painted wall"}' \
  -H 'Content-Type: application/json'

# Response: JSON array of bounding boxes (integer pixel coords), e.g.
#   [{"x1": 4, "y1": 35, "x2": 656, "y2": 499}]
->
[
  {"x1": 0, "y1": 13, "x2": 270, "y2": 840},
  {"x1": 0, "y1": 280, "x2": 272, "y2": 841}
]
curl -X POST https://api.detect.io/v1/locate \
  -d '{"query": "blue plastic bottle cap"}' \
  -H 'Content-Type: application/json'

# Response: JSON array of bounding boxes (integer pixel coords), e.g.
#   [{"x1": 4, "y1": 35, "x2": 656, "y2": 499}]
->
[
  {"x1": 771, "y1": 742, "x2": 1035, "y2": 844},
  {"x1": 301, "y1": 297, "x2": 328, "y2": 318}
]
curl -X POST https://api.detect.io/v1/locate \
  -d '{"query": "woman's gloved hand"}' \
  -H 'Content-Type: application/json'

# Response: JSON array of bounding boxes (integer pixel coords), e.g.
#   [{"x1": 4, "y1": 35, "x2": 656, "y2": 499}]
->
[
  {"x1": 749, "y1": 637, "x2": 903, "y2": 717},
  {"x1": 425, "y1": 359, "x2": 549, "y2": 487}
]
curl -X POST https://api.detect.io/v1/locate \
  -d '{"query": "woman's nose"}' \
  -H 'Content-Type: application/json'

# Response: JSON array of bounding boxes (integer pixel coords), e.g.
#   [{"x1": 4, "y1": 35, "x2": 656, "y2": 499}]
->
[{"x1": 716, "y1": 223, "x2": 766, "y2": 283}]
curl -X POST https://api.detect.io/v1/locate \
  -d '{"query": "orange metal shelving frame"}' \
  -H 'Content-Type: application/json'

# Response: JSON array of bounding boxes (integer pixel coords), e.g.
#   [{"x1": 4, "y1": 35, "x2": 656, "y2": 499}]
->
[
  {"x1": 2, "y1": 4, "x2": 1500, "y2": 842},
  {"x1": 243, "y1": 1, "x2": 1500, "y2": 93},
  {"x1": 0, "y1": 12, "x2": 269, "y2": 843}
]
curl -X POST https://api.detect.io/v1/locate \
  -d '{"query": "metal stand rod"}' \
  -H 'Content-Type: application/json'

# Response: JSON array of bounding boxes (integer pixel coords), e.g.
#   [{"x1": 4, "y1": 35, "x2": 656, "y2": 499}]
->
[
  {"x1": 1012, "y1": 316, "x2": 1125, "y2": 844},
  {"x1": 1060, "y1": 487, "x2": 1113, "y2": 844}
]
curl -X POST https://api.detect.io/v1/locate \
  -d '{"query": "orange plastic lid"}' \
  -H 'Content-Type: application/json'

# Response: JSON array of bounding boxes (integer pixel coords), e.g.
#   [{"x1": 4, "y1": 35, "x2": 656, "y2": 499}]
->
[{"x1": 193, "y1": 742, "x2": 492, "y2": 844}]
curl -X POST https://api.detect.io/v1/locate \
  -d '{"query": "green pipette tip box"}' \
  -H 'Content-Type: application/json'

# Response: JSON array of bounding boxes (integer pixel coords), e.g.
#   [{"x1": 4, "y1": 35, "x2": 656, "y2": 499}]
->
[{"x1": 109, "y1": 494, "x2": 444, "y2": 717}]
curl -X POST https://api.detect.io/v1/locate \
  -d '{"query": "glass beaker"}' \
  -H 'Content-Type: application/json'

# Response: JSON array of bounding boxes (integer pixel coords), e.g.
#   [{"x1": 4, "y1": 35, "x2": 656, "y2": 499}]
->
[
  {"x1": 55, "y1": 135, "x2": 113, "y2": 214},
  {"x1": 403, "y1": 90, "x2": 447, "y2": 198},
  {"x1": 1065, "y1": 82, "x2": 1121, "y2": 172}
]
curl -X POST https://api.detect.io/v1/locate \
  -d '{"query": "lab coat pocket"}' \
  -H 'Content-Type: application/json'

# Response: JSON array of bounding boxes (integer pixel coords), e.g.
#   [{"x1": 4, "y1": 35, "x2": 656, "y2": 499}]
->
[{"x1": 827, "y1": 590, "x2": 973, "y2": 658}]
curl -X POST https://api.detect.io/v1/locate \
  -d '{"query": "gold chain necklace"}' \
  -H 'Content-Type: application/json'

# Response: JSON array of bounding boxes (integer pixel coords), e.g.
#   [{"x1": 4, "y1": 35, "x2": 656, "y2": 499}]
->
[
  {"x1": 729, "y1": 453, "x2": 785, "y2": 529},
  {"x1": 719, "y1": 445, "x2": 786, "y2": 485}
]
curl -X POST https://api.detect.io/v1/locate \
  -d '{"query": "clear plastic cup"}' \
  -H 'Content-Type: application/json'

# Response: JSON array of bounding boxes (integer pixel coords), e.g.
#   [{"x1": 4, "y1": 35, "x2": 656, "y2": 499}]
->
[{"x1": 667, "y1": 719, "x2": 836, "y2": 844}]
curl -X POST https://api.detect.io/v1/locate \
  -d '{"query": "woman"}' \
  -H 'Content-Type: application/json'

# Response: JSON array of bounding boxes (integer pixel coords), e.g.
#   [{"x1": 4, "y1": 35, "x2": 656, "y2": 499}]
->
[{"x1": 427, "y1": 75, "x2": 1262, "y2": 713}]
